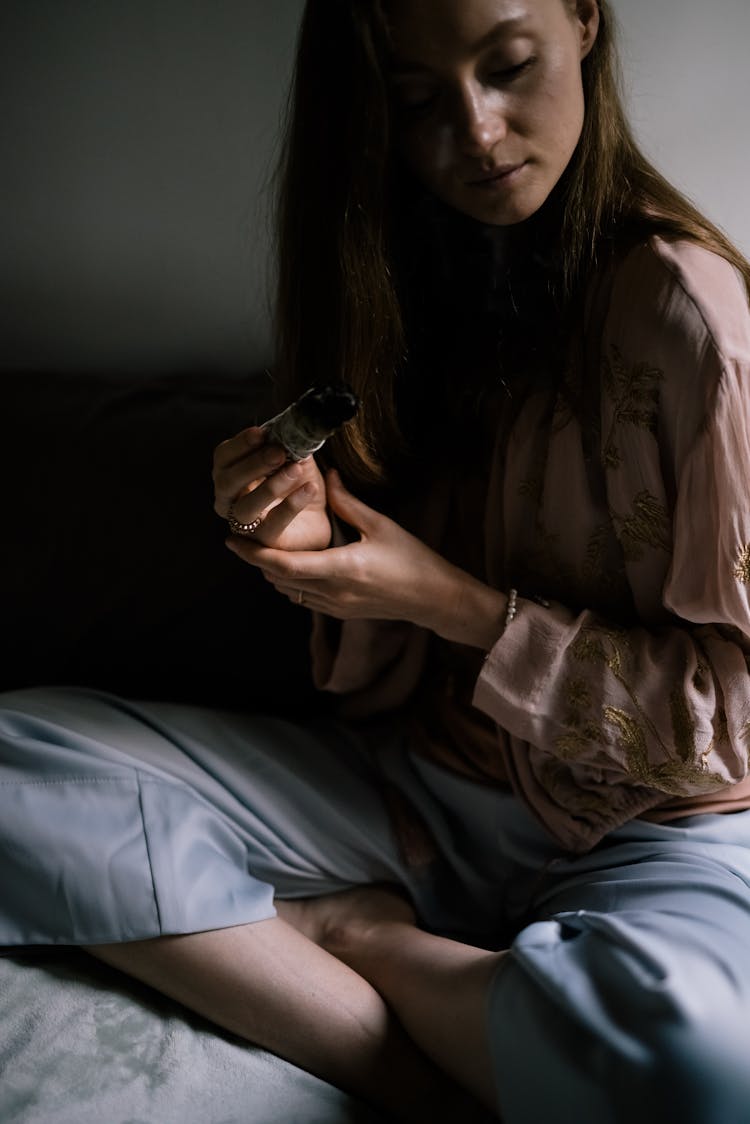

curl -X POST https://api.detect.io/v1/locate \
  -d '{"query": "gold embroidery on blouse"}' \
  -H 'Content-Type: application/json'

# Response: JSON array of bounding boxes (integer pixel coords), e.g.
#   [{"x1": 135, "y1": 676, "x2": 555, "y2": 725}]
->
[
  {"x1": 739, "y1": 722, "x2": 750, "y2": 770},
  {"x1": 692, "y1": 709, "x2": 727, "y2": 778},
  {"x1": 555, "y1": 678, "x2": 606, "y2": 760},
  {"x1": 581, "y1": 524, "x2": 610, "y2": 583},
  {"x1": 570, "y1": 628, "x2": 606, "y2": 665},
  {"x1": 669, "y1": 686, "x2": 696, "y2": 763},
  {"x1": 525, "y1": 517, "x2": 629, "y2": 610},
  {"x1": 565, "y1": 678, "x2": 591, "y2": 710},
  {"x1": 612, "y1": 490, "x2": 671, "y2": 562},
  {"x1": 602, "y1": 707, "x2": 646, "y2": 765},
  {"x1": 604, "y1": 706, "x2": 722, "y2": 791},
  {"x1": 554, "y1": 631, "x2": 626, "y2": 760},
  {"x1": 733, "y1": 544, "x2": 750, "y2": 584},
  {"x1": 556, "y1": 624, "x2": 727, "y2": 793},
  {"x1": 698, "y1": 720, "x2": 724, "y2": 775},
  {"x1": 692, "y1": 661, "x2": 709, "y2": 690},
  {"x1": 601, "y1": 346, "x2": 663, "y2": 470},
  {"x1": 555, "y1": 722, "x2": 607, "y2": 761}
]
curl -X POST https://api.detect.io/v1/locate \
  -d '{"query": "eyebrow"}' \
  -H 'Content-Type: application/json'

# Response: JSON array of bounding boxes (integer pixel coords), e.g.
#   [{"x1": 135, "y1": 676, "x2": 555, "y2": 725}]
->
[{"x1": 388, "y1": 16, "x2": 531, "y2": 76}]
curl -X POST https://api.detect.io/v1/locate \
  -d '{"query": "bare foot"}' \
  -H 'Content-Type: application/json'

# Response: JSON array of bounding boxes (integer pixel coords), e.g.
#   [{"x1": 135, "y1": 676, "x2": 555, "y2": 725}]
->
[
  {"x1": 277, "y1": 889, "x2": 502, "y2": 1123},
  {"x1": 275, "y1": 884, "x2": 416, "y2": 951}
]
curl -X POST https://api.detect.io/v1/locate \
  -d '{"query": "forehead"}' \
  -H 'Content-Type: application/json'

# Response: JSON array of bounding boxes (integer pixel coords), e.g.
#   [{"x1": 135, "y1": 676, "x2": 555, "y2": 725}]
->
[{"x1": 386, "y1": 0, "x2": 562, "y2": 62}]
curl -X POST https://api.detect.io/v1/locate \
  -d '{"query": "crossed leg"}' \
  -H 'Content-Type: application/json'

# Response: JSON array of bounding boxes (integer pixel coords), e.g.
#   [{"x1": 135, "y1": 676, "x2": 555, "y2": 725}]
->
[
  {"x1": 86, "y1": 902, "x2": 501, "y2": 1123},
  {"x1": 276, "y1": 885, "x2": 505, "y2": 1114}
]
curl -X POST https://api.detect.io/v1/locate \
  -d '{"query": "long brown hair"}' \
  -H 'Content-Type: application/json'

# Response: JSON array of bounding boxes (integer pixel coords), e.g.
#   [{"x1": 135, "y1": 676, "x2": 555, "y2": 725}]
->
[{"x1": 273, "y1": 0, "x2": 750, "y2": 488}]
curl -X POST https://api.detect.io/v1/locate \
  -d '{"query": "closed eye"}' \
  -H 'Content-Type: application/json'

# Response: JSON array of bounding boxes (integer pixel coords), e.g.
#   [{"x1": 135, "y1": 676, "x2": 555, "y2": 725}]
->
[
  {"x1": 392, "y1": 56, "x2": 536, "y2": 118},
  {"x1": 489, "y1": 57, "x2": 536, "y2": 83},
  {"x1": 392, "y1": 85, "x2": 440, "y2": 116}
]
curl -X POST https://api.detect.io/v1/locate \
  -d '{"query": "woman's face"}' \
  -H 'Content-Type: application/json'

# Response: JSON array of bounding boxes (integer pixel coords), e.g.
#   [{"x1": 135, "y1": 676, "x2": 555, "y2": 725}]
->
[{"x1": 386, "y1": 0, "x2": 599, "y2": 226}]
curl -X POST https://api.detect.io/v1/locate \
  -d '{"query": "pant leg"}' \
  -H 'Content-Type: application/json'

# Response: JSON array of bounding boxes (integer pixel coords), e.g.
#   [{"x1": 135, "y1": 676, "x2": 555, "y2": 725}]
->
[
  {"x1": 0, "y1": 687, "x2": 517, "y2": 949},
  {"x1": 486, "y1": 811, "x2": 750, "y2": 1124},
  {"x1": 0, "y1": 687, "x2": 407, "y2": 946}
]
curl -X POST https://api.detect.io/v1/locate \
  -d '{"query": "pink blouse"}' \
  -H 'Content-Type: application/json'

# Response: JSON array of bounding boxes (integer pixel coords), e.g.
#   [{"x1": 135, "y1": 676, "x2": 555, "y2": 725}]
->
[{"x1": 313, "y1": 237, "x2": 750, "y2": 853}]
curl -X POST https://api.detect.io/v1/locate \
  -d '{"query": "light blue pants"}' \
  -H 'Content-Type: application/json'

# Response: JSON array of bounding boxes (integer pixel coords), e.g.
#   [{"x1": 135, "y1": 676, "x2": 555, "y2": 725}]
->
[
  {"x1": 1, "y1": 687, "x2": 749, "y2": 1123},
  {"x1": 483, "y1": 803, "x2": 750, "y2": 1123}
]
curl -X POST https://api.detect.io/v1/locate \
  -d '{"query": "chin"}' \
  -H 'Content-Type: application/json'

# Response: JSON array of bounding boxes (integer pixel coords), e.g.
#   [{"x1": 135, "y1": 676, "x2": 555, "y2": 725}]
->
[
  {"x1": 451, "y1": 195, "x2": 545, "y2": 228},
  {"x1": 441, "y1": 177, "x2": 553, "y2": 229}
]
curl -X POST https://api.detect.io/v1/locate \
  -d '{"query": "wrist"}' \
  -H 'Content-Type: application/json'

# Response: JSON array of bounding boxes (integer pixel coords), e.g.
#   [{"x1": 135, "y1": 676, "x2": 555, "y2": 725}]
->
[{"x1": 425, "y1": 565, "x2": 509, "y2": 650}]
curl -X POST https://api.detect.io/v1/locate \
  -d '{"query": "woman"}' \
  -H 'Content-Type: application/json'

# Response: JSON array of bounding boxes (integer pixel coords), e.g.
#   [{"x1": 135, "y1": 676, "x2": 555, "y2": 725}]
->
[{"x1": 2, "y1": 0, "x2": 750, "y2": 1120}]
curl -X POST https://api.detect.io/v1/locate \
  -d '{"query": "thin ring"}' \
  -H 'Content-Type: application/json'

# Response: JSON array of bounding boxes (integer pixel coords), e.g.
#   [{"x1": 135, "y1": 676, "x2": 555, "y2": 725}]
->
[{"x1": 227, "y1": 503, "x2": 262, "y2": 537}]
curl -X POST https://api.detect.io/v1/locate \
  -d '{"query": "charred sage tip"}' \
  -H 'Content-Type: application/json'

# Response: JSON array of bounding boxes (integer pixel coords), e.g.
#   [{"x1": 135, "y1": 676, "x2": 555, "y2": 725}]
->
[{"x1": 262, "y1": 385, "x2": 360, "y2": 461}]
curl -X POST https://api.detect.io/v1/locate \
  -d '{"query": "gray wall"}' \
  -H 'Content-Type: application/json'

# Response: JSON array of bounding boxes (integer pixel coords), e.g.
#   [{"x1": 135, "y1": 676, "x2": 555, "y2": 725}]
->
[
  {"x1": 612, "y1": 0, "x2": 750, "y2": 258},
  {"x1": 1, "y1": 1, "x2": 748, "y2": 376},
  {"x1": 1, "y1": 1, "x2": 304, "y2": 375}
]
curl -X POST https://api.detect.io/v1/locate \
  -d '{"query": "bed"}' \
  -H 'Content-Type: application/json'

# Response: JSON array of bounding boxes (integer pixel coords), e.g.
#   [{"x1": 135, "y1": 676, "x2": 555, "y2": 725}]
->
[{"x1": 0, "y1": 949, "x2": 385, "y2": 1124}]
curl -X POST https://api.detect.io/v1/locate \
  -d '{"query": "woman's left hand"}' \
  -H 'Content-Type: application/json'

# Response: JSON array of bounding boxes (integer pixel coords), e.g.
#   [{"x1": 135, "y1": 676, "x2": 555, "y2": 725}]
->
[{"x1": 226, "y1": 469, "x2": 507, "y2": 649}]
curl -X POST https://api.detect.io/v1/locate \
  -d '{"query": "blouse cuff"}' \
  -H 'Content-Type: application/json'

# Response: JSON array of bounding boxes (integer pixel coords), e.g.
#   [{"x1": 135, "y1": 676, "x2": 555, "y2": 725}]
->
[{"x1": 472, "y1": 596, "x2": 579, "y2": 741}]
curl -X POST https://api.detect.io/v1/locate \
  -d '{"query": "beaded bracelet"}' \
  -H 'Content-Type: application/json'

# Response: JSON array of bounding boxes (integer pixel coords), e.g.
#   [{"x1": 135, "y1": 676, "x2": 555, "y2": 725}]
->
[{"x1": 504, "y1": 587, "x2": 518, "y2": 631}]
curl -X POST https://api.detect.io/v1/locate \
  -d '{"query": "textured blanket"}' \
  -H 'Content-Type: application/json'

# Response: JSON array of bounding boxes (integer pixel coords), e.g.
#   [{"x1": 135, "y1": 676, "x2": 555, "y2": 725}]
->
[{"x1": 0, "y1": 952, "x2": 385, "y2": 1123}]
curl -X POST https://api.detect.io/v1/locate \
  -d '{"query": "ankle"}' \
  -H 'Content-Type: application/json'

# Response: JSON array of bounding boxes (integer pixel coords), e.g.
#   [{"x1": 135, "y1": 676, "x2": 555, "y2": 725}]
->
[{"x1": 321, "y1": 914, "x2": 411, "y2": 960}]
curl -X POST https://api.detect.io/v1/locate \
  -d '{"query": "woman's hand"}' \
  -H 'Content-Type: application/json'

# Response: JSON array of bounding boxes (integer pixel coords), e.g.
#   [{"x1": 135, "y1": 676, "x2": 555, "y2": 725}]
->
[
  {"x1": 226, "y1": 469, "x2": 508, "y2": 649},
  {"x1": 213, "y1": 426, "x2": 331, "y2": 552}
]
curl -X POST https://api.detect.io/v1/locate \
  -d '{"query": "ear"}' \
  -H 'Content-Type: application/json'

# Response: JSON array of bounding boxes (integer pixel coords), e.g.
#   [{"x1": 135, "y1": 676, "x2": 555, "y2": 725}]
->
[{"x1": 575, "y1": 0, "x2": 600, "y2": 60}]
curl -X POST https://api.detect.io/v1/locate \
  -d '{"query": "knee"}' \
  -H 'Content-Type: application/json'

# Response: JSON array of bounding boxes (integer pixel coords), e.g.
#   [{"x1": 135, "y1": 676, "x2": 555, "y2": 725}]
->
[
  {"x1": 634, "y1": 1012, "x2": 750, "y2": 1124},
  {"x1": 497, "y1": 914, "x2": 750, "y2": 1124}
]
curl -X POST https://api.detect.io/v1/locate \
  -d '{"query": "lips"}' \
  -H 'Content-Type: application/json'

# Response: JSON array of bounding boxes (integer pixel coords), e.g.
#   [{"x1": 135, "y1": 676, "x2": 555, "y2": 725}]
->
[{"x1": 467, "y1": 162, "x2": 526, "y2": 185}]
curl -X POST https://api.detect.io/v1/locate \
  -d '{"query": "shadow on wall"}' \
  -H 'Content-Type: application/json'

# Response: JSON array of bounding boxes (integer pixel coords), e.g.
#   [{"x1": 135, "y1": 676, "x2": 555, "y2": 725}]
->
[{"x1": 0, "y1": 0, "x2": 305, "y2": 376}]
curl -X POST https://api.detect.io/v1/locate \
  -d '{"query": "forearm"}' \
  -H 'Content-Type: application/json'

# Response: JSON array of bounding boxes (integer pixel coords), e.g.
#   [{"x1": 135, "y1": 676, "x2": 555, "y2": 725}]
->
[{"x1": 417, "y1": 564, "x2": 509, "y2": 651}]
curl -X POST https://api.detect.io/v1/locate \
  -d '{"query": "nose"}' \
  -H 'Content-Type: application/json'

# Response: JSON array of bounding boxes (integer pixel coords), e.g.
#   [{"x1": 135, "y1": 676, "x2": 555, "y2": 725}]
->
[{"x1": 455, "y1": 83, "x2": 507, "y2": 158}]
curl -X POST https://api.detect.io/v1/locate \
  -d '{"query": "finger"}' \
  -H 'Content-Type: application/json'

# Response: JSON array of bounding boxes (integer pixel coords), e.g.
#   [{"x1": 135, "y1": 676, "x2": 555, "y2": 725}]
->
[
  {"x1": 325, "y1": 469, "x2": 380, "y2": 536},
  {"x1": 224, "y1": 540, "x2": 329, "y2": 592},
  {"x1": 256, "y1": 482, "x2": 319, "y2": 541},
  {"x1": 213, "y1": 431, "x2": 287, "y2": 515},
  {"x1": 225, "y1": 539, "x2": 320, "y2": 577},
  {"x1": 271, "y1": 584, "x2": 356, "y2": 619},
  {"x1": 230, "y1": 539, "x2": 340, "y2": 582},
  {"x1": 213, "y1": 426, "x2": 267, "y2": 470},
  {"x1": 214, "y1": 449, "x2": 288, "y2": 514},
  {"x1": 271, "y1": 580, "x2": 318, "y2": 602},
  {"x1": 227, "y1": 460, "x2": 311, "y2": 526},
  {"x1": 269, "y1": 579, "x2": 338, "y2": 615}
]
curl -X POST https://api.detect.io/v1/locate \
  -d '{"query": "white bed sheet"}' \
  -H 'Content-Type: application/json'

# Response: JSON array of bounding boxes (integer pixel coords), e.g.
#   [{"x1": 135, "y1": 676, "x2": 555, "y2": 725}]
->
[{"x1": 0, "y1": 951, "x2": 387, "y2": 1124}]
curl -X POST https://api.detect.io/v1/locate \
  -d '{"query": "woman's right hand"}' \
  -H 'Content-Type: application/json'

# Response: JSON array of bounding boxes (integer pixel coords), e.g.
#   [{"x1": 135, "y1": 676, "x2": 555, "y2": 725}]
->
[{"x1": 213, "y1": 426, "x2": 331, "y2": 552}]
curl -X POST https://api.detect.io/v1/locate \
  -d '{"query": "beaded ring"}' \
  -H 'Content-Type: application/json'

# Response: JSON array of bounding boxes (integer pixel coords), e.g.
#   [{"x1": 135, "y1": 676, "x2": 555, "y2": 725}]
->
[{"x1": 227, "y1": 503, "x2": 262, "y2": 537}]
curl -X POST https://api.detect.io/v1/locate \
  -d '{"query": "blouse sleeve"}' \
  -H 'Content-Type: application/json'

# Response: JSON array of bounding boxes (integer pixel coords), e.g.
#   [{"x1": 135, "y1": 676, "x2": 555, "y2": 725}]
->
[
  {"x1": 308, "y1": 485, "x2": 448, "y2": 716},
  {"x1": 474, "y1": 239, "x2": 750, "y2": 802},
  {"x1": 310, "y1": 613, "x2": 429, "y2": 715}
]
